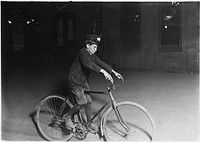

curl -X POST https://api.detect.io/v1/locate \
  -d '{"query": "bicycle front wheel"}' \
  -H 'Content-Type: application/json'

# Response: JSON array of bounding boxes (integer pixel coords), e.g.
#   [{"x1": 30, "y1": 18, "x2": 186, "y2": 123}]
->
[
  {"x1": 102, "y1": 101, "x2": 155, "y2": 141},
  {"x1": 36, "y1": 95, "x2": 74, "y2": 141}
]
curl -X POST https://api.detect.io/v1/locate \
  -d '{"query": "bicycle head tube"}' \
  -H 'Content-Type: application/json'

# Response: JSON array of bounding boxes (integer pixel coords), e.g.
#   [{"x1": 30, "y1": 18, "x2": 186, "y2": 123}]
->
[{"x1": 109, "y1": 78, "x2": 124, "y2": 91}]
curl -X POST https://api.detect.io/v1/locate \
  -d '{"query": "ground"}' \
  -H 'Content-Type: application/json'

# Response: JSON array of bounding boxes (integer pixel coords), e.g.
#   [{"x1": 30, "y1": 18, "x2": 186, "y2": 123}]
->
[{"x1": 1, "y1": 64, "x2": 199, "y2": 141}]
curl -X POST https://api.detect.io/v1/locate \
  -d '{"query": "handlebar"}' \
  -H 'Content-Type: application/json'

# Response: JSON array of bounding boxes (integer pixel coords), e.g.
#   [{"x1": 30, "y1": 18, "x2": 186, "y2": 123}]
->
[
  {"x1": 109, "y1": 77, "x2": 124, "y2": 90},
  {"x1": 84, "y1": 78, "x2": 124, "y2": 95}
]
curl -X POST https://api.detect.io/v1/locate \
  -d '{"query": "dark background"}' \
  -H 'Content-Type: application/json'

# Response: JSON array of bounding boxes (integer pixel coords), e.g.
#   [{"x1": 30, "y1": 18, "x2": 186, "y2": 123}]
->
[{"x1": 1, "y1": 2, "x2": 199, "y2": 81}]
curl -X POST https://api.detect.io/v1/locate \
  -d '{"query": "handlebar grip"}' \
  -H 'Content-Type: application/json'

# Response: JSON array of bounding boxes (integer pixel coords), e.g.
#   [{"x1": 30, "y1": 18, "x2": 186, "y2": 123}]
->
[
  {"x1": 110, "y1": 77, "x2": 124, "y2": 90},
  {"x1": 121, "y1": 77, "x2": 125, "y2": 82},
  {"x1": 111, "y1": 84, "x2": 116, "y2": 89}
]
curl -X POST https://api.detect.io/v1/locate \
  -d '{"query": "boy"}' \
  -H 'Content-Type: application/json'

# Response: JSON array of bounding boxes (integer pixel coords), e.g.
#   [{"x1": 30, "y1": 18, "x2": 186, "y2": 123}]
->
[{"x1": 65, "y1": 34, "x2": 123, "y2": 132}]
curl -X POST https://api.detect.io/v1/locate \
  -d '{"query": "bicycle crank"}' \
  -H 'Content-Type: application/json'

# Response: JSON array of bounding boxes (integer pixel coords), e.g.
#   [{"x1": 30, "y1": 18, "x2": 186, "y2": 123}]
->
[{"x1": 74, "y1": 123, "x2": 88, "y2": 140}]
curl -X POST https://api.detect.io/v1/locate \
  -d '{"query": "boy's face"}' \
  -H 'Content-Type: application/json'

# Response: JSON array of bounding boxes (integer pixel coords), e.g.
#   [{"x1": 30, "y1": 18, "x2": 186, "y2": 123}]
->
[{"x1": 86, "y1": 44, "x2": 98, "y2": 55}]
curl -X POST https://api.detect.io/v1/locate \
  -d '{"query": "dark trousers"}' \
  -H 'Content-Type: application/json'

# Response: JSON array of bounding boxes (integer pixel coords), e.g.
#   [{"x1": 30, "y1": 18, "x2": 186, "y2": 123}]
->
[{"x1": 68, "y1": 82, "x2": 93, "y2": 123}]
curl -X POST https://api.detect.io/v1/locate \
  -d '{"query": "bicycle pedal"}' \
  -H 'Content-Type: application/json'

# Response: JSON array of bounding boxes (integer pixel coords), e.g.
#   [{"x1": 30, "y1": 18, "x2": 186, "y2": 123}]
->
[
  {"x1": 89, "y1": 130, "x2": 98, "y2": 134},
  {"x1": 88, "y1": 128, "x2": 99, "y2": 134},
  {"x1": 65, "y1": 126, "x2": 75, "y2": 133}
]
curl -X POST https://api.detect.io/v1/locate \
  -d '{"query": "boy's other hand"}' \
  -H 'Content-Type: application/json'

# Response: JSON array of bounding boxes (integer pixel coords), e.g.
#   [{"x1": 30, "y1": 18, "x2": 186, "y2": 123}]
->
[
  {"x1": 112, "y1": 70, "x2": 123, "y2": 80},
  {"x1": 100, "y1": 69, "x2": 114, "y2": 83}
]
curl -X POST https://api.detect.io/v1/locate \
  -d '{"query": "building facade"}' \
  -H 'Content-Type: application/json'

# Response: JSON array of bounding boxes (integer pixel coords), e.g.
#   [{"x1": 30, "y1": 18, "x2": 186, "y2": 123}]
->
[{"x1": 2, "y1": 2, "x2": 199, "y2": 73}]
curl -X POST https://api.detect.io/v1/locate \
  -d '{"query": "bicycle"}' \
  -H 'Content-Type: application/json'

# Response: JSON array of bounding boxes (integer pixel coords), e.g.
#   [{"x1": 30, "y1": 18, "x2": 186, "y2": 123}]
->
[{"x1": 35, "y1": 78, "x2": 156, "y2": 141}]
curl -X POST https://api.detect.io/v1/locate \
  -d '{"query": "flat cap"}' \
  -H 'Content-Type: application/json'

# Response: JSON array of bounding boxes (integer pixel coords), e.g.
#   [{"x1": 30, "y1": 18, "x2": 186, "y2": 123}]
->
[{"x1": 85, "y1": 34, "x2": 101, "y2": 44}]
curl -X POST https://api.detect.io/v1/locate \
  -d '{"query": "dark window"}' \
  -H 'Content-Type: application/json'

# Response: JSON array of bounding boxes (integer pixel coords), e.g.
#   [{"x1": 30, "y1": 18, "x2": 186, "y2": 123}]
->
[
  {"x1": 120, "y1": 3, "x2": 141, "y2": 51},
  {"x1": 57, "y1": 13, "x2": 75, "y2": 47},
  {"x1": 159, "y1": 2, "x2": 182, "y2": 52},
  {"x1": 93, "y1": 19, "x2": 102, "y2": 35},
  {"x1": 92, "y1": 4, "x2": 102, "y2": 35},
  {"x1": 12, "y1": 10, "x2": 25, "y2": 51}
]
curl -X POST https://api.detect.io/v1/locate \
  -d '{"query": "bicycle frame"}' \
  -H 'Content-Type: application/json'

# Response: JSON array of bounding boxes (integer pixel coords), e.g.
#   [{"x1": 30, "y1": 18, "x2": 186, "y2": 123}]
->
[
  {"x1": 84, "y1": 90, "x2": 112, "y2": 127},
  {"x1": 84, "y1": 83, "x2": 130, "y2": 137}
]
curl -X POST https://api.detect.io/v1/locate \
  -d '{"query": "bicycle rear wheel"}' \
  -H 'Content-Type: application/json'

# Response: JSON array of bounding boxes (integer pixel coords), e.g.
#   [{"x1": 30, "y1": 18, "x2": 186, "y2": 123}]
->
[
  {"x1": 36, "y1": 95, "x2": 74, "y2": 141},
  {"x1": 102, "y1": 101, "x2": 155, "y2": 141}
]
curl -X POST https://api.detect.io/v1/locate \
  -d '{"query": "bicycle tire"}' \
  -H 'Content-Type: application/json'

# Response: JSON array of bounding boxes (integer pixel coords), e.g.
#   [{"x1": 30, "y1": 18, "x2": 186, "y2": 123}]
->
[
  {"x1": 35, "y1": 95, "x2": 74, "y2": 141},
  {"x1": 102, "y1": 101, "x2": 155, "y2": 141}
]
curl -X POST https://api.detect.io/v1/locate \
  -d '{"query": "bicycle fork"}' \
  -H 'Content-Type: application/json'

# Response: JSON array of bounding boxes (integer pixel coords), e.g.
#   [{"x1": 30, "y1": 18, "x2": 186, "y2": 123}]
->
[
  {"x1": 113, "y1": 104, "x2": 130, "y2": 137},
  {"x1": 109, "y1": 89, "x2": 130, "y2": 137}
]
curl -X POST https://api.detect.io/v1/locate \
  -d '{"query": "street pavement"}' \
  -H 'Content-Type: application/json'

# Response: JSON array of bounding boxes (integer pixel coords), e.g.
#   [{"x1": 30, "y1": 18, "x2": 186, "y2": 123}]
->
[{"x1": 1, "y1": 64, "x2": 199, "y2": 141}]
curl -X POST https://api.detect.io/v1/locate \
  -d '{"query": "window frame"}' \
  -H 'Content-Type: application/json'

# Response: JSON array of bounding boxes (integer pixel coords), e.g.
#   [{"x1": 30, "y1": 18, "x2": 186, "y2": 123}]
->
[
  {"x1": 120, "y1": 2, "x2": 141, "y2": 52},
  {"x1": 158, "y1": 3, "x2": 182, "y2": 52}
]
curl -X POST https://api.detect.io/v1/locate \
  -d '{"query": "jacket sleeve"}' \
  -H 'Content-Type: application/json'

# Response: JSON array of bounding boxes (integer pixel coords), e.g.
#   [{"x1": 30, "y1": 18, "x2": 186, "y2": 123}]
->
[
  {"x1": 94, "y1": 54, "x2": 113, "y2": 73},
  {"x1": 79, "y1": 49, "x2": 102, "y2": 73}
]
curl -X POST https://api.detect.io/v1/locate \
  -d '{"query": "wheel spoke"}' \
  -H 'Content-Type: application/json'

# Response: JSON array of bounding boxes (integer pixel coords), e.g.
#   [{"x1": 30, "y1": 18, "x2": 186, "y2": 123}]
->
[
  {"x1": 36, "y1": 95, "x2": 74, "y2": 141},
  {"x1": 57, "y1": 99, "x2": 66, "y2": 117},
  {"x1": 46, "y1": 98, "x2": 55, "y2": 116}
]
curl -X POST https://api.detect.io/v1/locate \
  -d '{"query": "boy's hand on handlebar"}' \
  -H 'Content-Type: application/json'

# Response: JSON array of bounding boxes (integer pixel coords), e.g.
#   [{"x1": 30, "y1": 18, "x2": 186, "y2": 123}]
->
[
  {"x1": 112, "y1": 70, "x2": 123, "y2": 80},
  {"x1": 100, "y1": 69, "x2": 114, "y2": 83}
]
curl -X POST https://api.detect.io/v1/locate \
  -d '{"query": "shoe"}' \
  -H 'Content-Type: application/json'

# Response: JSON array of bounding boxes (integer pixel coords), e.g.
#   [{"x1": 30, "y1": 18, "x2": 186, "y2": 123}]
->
[
  {"x1": 64, "y1": 115, "x2": 75, "y2": 130},
  {"x1": 89, "y1": 123, "x2": 99, "y2": 134}
]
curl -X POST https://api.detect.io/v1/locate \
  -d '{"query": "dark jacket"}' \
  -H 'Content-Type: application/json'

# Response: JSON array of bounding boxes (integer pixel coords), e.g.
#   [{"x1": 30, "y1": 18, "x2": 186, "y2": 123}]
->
[{"x1": 68, "y1": 48, "x2": 113, "y2": 87}]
